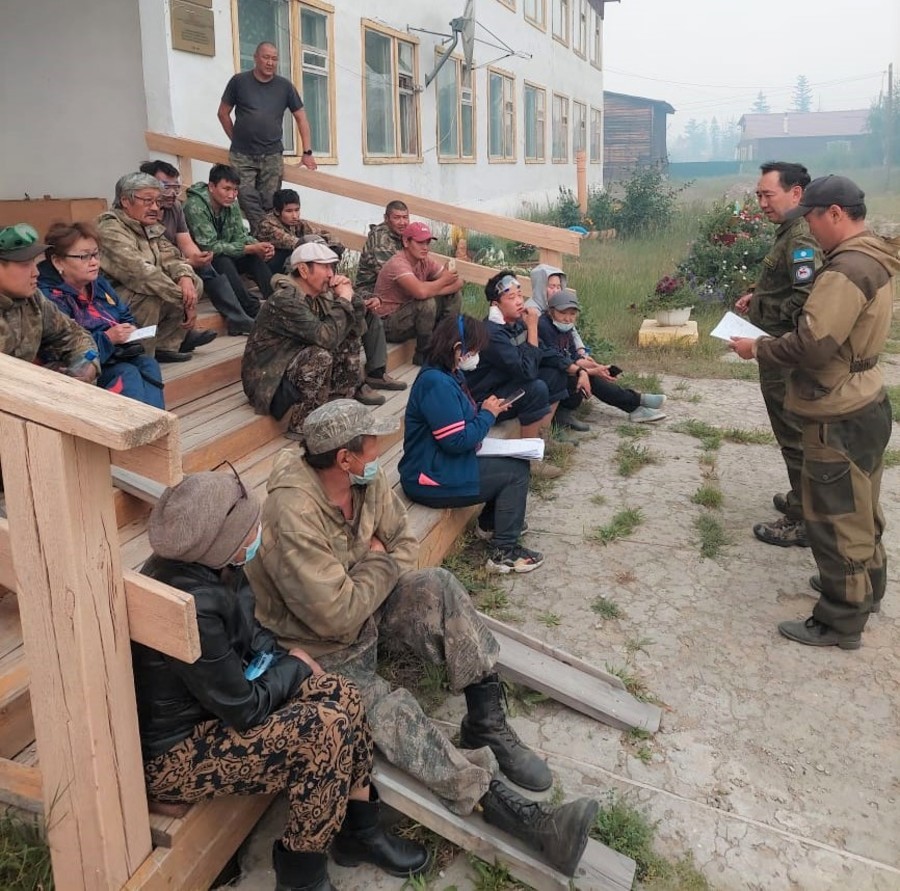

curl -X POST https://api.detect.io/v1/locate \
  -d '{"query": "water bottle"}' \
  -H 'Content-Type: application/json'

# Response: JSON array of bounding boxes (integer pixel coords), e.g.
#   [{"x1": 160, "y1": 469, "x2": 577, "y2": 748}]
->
[{"x1": 67, "y1": 349, "x2": 98, "y2": 377}]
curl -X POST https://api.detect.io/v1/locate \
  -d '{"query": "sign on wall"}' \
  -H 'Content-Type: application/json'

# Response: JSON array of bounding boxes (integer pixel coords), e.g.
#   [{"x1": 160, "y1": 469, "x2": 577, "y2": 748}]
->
[{"x1": 171, "y1": 0, "x2": 215, "y2": 57}]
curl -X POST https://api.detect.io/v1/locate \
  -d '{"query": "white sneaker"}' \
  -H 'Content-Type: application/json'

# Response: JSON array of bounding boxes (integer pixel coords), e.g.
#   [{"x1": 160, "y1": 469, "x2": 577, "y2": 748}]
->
[
  {"x1": 628, "y1": 406, "x2": 666, "y2": 423},
  {"x1": 640, "y1": 394, "x2": 667, "y2": 409}
]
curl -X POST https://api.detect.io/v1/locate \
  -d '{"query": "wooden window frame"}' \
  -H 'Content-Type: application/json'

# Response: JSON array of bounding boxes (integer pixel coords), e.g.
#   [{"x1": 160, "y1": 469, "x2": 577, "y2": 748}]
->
[
  {"x1": 551, "y1": 91, "x2": 569, "y2": 163},
  {"x1": 572, "y1": 99, "x2": 587, "y2": 157},
  {"x1": 590, "y1": 6, "x2": 603, "y2": 70},
  {"x1": 574, "y1": 0, "x2": 588, "y2": 58},
  {"x1": 552, "y1": 0, "x2": 570, "y2": 47},
  {"x1": 524, "y1": 0, "x2": 547, "y2": 31},
  {"x1": 435, "y1": 53, "x2": 477, "y2": 164},
  {"x1": 487, "y1": 66, "x2": 517, "y2": 163},
  {"x1": 590, "y1": 106, "x2": 602, "y2": 164},
  {"x1": 524, "y1": 81, "x2": 546, "y2": 163}
]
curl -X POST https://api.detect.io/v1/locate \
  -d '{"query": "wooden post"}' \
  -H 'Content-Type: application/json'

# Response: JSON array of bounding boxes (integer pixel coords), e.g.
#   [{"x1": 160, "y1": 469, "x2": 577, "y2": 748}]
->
[
  {"x1": 0, "y1": 415, "x2": 151, "y2": 889},
  {"x1": 576, "y1": 150, "x2": 588, "y2": 216}
]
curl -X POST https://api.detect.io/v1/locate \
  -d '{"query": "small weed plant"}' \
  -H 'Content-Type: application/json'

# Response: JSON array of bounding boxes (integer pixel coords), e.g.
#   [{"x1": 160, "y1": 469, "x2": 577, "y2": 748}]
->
[
  {"x1": 590, "y1": 508, "x2": 644, "y2": 544},
  {"x1": 0, "y1": 812, "x2": 52, "y2": 891},
  {"x1": 691, "y1": 485, "x2": 723, "y2": 509},
  {"x1": 616, "y1": 443, "x2": 660, "y2": 477},
  {"x1": 673, "y1": 419, "x2": 723, "y2": 450},
  {"x1": 591, "y1": 596, "x2": 624, "y2": 619},
  {"x1": 695, "y1": 513, "x2": 729, "y2": 559}
]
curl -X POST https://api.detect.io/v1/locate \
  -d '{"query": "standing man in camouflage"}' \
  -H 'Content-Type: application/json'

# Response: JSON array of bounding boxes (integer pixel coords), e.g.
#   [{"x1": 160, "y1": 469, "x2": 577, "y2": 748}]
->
[
  {"x1": 735, "y1": 162, "x2": 822, "y2": 548},
  {"x1": 217, "y1": 41, "x2": 317, "y2": 232},
  {"x1": 247, "y1": 399, "x2": 599, "y2": 878},
  {"x1": 731, "y1": 175, "x2": 897, "y2": 649},
  {"x1": 0, "y1": 223, "x2": 99, "y2": 378}
]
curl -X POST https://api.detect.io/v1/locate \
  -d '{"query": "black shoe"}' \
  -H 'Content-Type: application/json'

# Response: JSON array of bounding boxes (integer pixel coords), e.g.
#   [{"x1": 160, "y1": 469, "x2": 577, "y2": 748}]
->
[
  {"x1": 155, "y1": 349, "x2": 193, "y2": 363},
  {"x1": 460, "y1": 674, "x2": 552, "y2": 791},
  {"x1": 227, "y1": 321, "x2": 254, "y2": 336},
  {"x1": 480, "y1": 780, "x2": 598, "y2": 877},
  {"x1": 772, "y1": 493, "x2": 789, "y2": 515},
  {"x1": 272, "y1": 842, "x2": 334, "y2": 891},
  {"x1": 555, "y1": 408, "x2": 590, "y2": 432},
  {"x1": 180, "y1": 329, "x2": 218, "y2": 351},
  {"x1": 777, "y1": 616, "x2": 861, "y2": 650},
  {"x1": 809, "y1": 574, "x2": 881, "y2": 613},
  {"x1": 330, "y1": 788, "x2": 430, "y2": 878}
]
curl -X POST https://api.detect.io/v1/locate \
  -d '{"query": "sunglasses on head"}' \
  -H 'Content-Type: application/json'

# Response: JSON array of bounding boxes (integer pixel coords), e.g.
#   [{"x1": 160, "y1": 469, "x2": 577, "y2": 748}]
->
[
  {"x1": 212, "y1": 459, "x2": 248, "y2": 515},
  {"x1": 494, "y1": 275, "x2": 519, "y2": 297}
]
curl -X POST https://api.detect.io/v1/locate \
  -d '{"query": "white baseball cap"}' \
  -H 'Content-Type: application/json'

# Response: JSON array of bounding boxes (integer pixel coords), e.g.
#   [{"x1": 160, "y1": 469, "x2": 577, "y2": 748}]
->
[{"x1": 290, "y1": 241, "x2": 340, "y2": 266}]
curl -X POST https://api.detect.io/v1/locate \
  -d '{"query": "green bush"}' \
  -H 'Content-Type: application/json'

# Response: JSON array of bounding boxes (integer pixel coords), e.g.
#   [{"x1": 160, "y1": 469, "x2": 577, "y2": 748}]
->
[
  {"x1": 586, "y1": 186, "x2": 618, "y2": 230},
  {"x1": 614, "y1": 169, "x2": 686, "y2": 237}
]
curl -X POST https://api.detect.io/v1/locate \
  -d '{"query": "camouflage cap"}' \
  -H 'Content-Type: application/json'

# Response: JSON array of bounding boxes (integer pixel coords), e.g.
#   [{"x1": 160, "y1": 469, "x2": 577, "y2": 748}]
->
[
  {"x1": 0, "y1": 224, "x2": 46, "y2": 262},
  {"x1": 302, "y1": 398, "x2": 399, "y2": 454}
]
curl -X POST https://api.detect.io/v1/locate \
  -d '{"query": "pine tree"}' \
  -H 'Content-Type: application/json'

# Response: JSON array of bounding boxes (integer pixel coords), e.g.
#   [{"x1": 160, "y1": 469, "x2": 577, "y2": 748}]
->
[
  {"x1": 751, "y1": 91, "x2": 770, "y2": 114},
  {"x1": 709, "y1": 117, "x2": 721, "y2": 158},
  {"x1": 792, "y1": 75, "x2": 813, "y2": 113}
]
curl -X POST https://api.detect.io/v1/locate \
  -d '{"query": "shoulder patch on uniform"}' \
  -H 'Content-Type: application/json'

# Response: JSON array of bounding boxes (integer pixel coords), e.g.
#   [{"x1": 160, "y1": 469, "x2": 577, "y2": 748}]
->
[{"x1": 793, "y1": 247, "x2": 814, "y2": 262}]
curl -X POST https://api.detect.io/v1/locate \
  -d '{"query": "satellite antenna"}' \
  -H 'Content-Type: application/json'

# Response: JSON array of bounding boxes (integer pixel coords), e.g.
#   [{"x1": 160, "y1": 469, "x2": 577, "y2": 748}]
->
[{"x1": 424, "y1": 0, "x2": 475, "y2": 88}]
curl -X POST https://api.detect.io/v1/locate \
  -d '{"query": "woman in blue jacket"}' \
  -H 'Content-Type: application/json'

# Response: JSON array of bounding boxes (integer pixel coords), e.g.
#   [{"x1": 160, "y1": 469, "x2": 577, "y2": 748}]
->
[
  {"x1": 38, "y1": 221, "x2": 165, "y2": 409},
  {"x1": 400, "y1": 314, "x2": 543, "y2": 574}
]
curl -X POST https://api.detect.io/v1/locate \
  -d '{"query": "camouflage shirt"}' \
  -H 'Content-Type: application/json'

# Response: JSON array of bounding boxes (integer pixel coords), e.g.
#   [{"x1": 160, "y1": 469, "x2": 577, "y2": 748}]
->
[
  {"x1": 355, "y1": 223, "x2": 403, "y2": 296},
  {"x1": 0, "y1": 288, "x2": 98, "y2": 368},
  {"x1": 255, "y1": 212, "x2": 344, "y2": 254},
  {"x1": 241, "y1": 273, "x2": 366, "y2": 414},
  {"x1": 748, "y1": 217, "x2": 822, "y2": 337}
]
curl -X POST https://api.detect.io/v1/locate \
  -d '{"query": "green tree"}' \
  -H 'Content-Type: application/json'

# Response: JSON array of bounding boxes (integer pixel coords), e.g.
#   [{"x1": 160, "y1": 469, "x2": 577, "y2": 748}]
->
[
  {"x1": 751, "y1": 91, "x2": 770, "y2": 113},
  {"x1": 709, "y1": 117, "x2": 721, "y2": 158},
  {"x1": 684, "y1": 118, "x2": 708, "y2": 159},
  {"x1": 867, "y1": 93, "x2": 900, "y2": 165},
  {"x1": 792, "y1": 75, "x2": 813, "y2": 113}
]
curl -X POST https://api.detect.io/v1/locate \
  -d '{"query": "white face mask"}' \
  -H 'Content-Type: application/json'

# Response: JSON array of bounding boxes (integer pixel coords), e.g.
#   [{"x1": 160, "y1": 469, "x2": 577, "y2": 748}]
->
[
  {"x1": 553, "y1": 321, "x2": 575, "y2": 333},
  {"x1": 487, "y1": 305, "x2": 505, "y2": 324},
  {"x1": 459, "y1": 353, "x2": 480, "y2": 371}
]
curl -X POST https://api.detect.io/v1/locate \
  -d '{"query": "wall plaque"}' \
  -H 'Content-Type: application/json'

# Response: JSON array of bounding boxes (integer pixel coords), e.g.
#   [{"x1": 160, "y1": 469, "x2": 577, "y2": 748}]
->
[{"x1": 171, "y1": 0, "x2": 215, "y2": 57}]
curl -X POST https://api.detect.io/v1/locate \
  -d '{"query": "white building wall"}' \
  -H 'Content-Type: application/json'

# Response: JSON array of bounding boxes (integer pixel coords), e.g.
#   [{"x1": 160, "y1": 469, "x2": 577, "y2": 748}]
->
[{"x1": 0, "y1": 0, "x2": 149, "y2": 203}]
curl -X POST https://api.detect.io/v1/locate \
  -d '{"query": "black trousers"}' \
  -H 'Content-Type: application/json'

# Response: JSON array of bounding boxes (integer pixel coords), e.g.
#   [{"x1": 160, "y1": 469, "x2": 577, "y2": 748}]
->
[
  {"x1": 212, "y1": 254, "x2": 273, "y2": 318},
  {"x1": 561, "y1": 376, "x2": 641, "y2": 414}
]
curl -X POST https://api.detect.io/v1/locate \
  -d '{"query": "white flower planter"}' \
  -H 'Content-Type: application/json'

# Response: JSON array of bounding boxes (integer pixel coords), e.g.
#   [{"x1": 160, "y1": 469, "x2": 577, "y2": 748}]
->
[{"x1": 655, "y1": 307, "x2": 693, "y2": 327}]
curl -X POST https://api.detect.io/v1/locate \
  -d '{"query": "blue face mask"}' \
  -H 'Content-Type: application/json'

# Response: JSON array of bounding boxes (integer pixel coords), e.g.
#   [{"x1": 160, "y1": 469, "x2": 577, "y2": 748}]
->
[
  {"x1": 553, "y1": 321, "x2": 575, "y2": 332},
  {"x1": 244, "y1": 526, "x2": 262, "y2": 563},
  {"x1": 350, "y1": 459, "x2": 379, "y2": 486}
]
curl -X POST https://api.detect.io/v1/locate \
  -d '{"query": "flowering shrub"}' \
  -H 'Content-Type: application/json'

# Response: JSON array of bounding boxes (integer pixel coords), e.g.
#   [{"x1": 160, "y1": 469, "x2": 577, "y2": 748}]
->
[{"x1": 641, "y1": 274, "x2": 697, "y2": 313}]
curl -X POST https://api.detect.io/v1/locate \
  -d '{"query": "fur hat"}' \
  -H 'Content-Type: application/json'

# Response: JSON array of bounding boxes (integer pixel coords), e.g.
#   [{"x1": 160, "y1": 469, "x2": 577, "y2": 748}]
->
[{"x1": 148, "y1": 472, "x2": 260, "y2": 569}]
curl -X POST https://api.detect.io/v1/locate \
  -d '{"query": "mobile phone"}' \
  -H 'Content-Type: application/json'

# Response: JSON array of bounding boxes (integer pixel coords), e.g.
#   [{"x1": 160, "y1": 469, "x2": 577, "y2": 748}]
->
[
  {"x1": 502, "y1": 388, "x2": 526, "y2": 407},
  {"x1": 608, "y1": 365, "x2": 623, "y2": 377}
]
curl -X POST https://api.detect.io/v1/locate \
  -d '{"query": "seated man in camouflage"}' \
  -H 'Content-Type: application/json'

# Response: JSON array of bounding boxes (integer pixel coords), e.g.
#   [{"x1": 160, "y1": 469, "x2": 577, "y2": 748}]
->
[
  {"x1": 241, "y1": 241, "x2": 384, "y2": 439},
  {"x1": 354, "y1": 199, "x2": 410, "y2": 298},
  {"x1": 0, "y1": 223, "x2": 99, "y2": 381},
  {"x1": 248, "y1": 399, "x2": 600, "y2": 878}
]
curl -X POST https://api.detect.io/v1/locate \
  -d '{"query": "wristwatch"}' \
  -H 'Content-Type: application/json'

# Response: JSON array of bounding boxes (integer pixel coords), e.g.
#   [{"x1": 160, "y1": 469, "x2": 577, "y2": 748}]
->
[{"x1": 303, "y1": 149, "x2": 313, "y2": 156}]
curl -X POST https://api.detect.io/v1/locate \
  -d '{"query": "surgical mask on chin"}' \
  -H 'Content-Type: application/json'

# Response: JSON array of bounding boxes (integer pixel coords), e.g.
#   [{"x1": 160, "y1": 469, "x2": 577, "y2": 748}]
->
[
  {"x1": 487, "y1": 305, "x2": 505, "y2": 324},
  {"x1": 553, "y1": 321, "x2": 575, "y2": 333},
  {"x1": 232, "y1": 525, "x2": 262, "y2": 567},
  {"x1": 350, "y1": 459, "x2": 379, "y2": 486},
  {"x1": 458, "y1": 353, "x2": 480, "y2": 371}
]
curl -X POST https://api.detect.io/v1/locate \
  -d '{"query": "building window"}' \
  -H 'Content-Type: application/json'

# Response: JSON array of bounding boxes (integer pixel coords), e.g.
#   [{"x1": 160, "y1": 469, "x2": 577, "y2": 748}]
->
[
  {"x1": 552, "y1": 93, "x2": 569, "y2": 162},
  {"x1": 590, "y1": 7, "x2": 602, "y2": 68},
  {"x1": 524, "y1": 0, "x2": 546, "y2": 29},
  {"x1": 574, "y1": 0, "x2": 588, "y2": 57},
  {"x1": 299, "y1": 4, "x2": 334, "y2": 157},
  {"x1": 437, "y1": 56, "x2": 475, "y2": 161},
  {"x1": 573, "y1": 101, "x2": 586, "y2": 156},
  {"x1": 524, "y1": 83, "x2": 546, "y2": 162},
  {"x1": 488, "y1": 69, "x2": 516, "y2": 161},
  {"x1": 363, "y1": 23, "x2": 421, "y2": 160},
  {"x1": 552, "y1": 0, "x2": 570, "y2": 45},
  {"x1": 590, "y1": 106, "x2": 602, "y2": 163}
]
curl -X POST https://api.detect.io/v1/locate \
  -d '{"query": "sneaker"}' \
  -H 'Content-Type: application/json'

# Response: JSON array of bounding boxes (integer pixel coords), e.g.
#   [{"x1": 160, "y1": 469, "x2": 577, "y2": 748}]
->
[
  {"x1": 753, "y1": 516, "x2": 809, "y2": 548},
  {"x1": 364, "y1": 372, "x2": 407, "y2": 391},
  {"x1": 354, "y1": 384, "x2": 386, "y2": 406},
  {"x1": 640, "y1": 394, "x2": 667, "y2": 410},
  {"x1": 486, "y1": 545, "x2": 545, "y2": 574},
  {"x1": 628, "y1": 406, "x2": 666, "y2": 423},
  {"x1": 809, "y1": 574, "x2": 881, "y2": 613},
  {"x1": 777, "y1": 616, "x2": 861, "y2": 650},
  {"x1": 474, "y1": 520, "x2": 528, "y2": 541},
  {"x1": 555, "y1": 408, "x2": 590, "y2": 432}
]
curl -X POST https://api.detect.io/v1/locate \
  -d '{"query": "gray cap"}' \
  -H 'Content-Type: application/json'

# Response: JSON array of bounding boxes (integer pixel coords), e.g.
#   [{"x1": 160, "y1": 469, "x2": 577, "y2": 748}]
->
[
  {"x1": 302, "y1": 399, "x2": 399, "y2": 454},
  {"x1": 783, "y1": 174, "x2": 866, "y2": 220},
  {"x1": 549, "y1": 288, "x2": 580, "y2": 311}
]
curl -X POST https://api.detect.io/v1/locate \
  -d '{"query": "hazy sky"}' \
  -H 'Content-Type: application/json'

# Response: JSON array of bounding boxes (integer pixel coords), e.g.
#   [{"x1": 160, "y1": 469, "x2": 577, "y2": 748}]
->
[{"x1": 602, "y1": 0, "x2": 900, "y2": 134}]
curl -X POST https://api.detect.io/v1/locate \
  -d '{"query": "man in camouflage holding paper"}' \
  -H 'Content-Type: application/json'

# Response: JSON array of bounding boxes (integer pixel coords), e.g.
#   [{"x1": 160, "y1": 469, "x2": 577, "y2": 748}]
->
[
  {"x1": 247, "y1": 399, "x2": 600, "y2": 877},
  {"x1": 731, "y1": 175, "x2": 897, "y2": 649},
  {"x1": 735, "y1": 162, "x2": 823, "y2": 547}
]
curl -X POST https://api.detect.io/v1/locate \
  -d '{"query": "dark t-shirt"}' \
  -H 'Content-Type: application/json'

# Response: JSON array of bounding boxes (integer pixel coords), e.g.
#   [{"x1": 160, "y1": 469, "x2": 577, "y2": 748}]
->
[
  {"x1": 222, "y1": 71, "x2": 303, "y2": 155},
  {"x1": 161, "y1": 202, "x2": 188, "y2": 246}
]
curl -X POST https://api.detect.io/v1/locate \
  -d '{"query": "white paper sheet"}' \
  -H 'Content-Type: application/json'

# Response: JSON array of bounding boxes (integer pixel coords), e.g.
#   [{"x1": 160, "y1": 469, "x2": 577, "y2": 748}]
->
[
  {"x1": 126, "y1": 325, "x2": 158, "y2": 342},
  {"x1": 709, "y1": 312, "x2": 768, "y2": 341},
  {"x1": 477, "y1": 437, "x2": 545, "y2": 461}
]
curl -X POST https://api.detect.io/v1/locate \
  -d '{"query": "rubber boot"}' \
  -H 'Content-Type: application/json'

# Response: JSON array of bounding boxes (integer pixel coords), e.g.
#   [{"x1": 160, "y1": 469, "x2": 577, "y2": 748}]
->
[
  {"x1": 205, "y1": 272, "x2": 257, "y2": 331},
  {"x1": 480, "y1": 780, "x2": 599, "y2": 877},
  {"x1": 331, "y1": 787, "x2": 430, "y2": 877},
  {"x1": 460, "y1": 673, "x2": 552, "y2": 791},
  {"x1": 272, "y1": 841, "x2": 334, "y2": 891}
]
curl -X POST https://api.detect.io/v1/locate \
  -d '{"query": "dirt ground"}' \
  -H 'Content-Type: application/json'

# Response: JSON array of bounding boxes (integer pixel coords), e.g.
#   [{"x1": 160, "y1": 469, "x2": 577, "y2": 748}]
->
[{"x1": 233, "y1": 353, "x2": 899, "y2": 890}]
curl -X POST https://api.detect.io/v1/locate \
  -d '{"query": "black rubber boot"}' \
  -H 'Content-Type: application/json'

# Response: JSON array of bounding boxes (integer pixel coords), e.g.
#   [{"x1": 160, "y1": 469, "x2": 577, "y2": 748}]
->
[
  {"x1": 480, "y1": 780, "x2": 599, "y2": 877},
  {"x1": 272, "y1": 841, "x2": 333, "y2": 891},
  {"x1": 330, "y1": 787, "x2": 430, "y2": 877},
  {"x1": 460, "y1": 674, "x2": 552, "y2": 791}
]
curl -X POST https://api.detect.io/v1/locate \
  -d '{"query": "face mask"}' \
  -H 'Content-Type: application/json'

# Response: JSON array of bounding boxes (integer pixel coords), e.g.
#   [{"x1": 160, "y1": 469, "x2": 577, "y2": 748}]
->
[
  {"x1": 231, "y1": 525, "x2": 261, "y2": 567},
  {"x1": 553, "y1": 321, "x2": 575, "y2": 332},
  {"x1": 350, "y1": 459, "x2": 379, "y2": 486},
  {"x1": 487, "y1": 305, "x2": 505, "y2": 324},
  {"x1": 459, "y1": 353, "x2": 480, "y2": 371}
]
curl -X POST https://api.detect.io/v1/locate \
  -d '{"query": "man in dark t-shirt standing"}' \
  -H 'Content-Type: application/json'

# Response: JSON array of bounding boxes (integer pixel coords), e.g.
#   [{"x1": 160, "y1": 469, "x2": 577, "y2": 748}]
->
[{"x1": 217, "y1": 41, "x2": 317, "y2": 231}]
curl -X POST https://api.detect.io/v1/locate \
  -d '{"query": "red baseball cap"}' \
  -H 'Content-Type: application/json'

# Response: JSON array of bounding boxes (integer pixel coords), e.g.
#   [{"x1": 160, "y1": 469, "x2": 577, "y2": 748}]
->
[{"x1": 402, "y1": 222, "x2": 435, "y2": 242}]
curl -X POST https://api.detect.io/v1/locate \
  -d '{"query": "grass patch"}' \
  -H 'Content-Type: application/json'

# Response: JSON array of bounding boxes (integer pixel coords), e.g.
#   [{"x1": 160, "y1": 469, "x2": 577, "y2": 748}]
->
[
  {"x1": 605, "y1": 663, "x2": 657, "y2": 703},
  {"x1": 589, "y1": 507, "x2": 644, "y2": 544},
  {"x1": 673, "y1": 419, "x2": 723, "y2": 450},
  {"x1": 625, "y1": 635, "x2": 654, "y2": 657},
  {"x1": 468, "y1": 856, "x2": 528, "y2": 890},
  {"x1": 722, "y1": 426, "x2": 775, "y2": 445},
  {"x1": 699, "y1": 449, "x2": 717, "y2": 467},
  {"x1": 591, "y1": 792, "x2": 711, "y2": 889},
  {"x1": 442, "y1": 534, "x2": 513, "y2": 618},
  {"x1": 883, "y1": 340, "x2": 900, "y2": 354},
  {"x1": 695, "y1": 513, "x2": 729, "y2": 559},
  {"x1": 591, "y1": 596, "x2": 624, "y2": 619},
  {"x1": 378, "y1": 650, "x2": 450, "y2": 714},
  {"x1": 536, "y1": 611, "x2": 562, "y2": 627},
  {"x1": 617, "y1": 371, "x2": 663, "y2": 393},
  {"x1": 504, "y1": 683, "x2": 550, "y2": 718},
  {"x1": 884, "y1": 448, "x2": 900, "y2": 468},
  {"x1": 886, "y1": 385, "x2": 900, "y2": 422},
  {"x1": 394, "y1": 820, "x2": 460, "y2": 887},
  {"x1": 590, "y1": 492, "x2": 607, "y2": 506},
  {"x1": 615, "y1": 442, "x2": 660, "y2": 477},
  {"x1": 691, "y1": 484, "x2": 723, "y2": 509},
  {"x1": 616, "y1": 423, "x2": 651, "y2": 440},
  {"x1": 0, "y1": 812, "x2": 52, "y2": 891}
]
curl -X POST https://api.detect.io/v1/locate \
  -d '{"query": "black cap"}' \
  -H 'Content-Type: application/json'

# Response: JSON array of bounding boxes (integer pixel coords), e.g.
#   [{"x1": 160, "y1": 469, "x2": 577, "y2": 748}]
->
[{"x1": 783, "y1": 174, "x2": 865, "y2": 220}]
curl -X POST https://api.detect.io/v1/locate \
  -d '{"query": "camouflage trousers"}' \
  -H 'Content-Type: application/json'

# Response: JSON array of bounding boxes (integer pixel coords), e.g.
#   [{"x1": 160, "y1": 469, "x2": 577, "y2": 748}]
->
[
  {"x1": 284, "y1": 339, "x2": 362, "y2": 436},
  {"x1": 230, "y1": 150, "x2": 284, "y2": 233},
  {"x1": 803, "y1": 396, "x2": 892, "y2": 634},
  {"x1": 318, "y1": 567, "x2": 501, "y2": 816},
  {"x1": 759, "y1": 358, "x2": 804, "y2": 521}
]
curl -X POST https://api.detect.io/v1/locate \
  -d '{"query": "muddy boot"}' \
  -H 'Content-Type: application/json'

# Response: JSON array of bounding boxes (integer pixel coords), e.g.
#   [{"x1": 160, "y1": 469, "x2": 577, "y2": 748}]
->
[
  {"x1": 331, "y1": 787, "x2": 430, "y2": 877},
  {"x1": 272, "y1": 842, "x2": 334, "y2": 891},
  {"x1": 460, "y1": 674, "x2": 552, "y2": 791},
  {"x1": 753, "y1": 516, "x2": 809, "y2": 548},
  {"x1": 480, "y1": 780, "x2": 598, "y2": 877},
  {"x1": 529, "y1": 459, "x2": 562, "y2": 480}
]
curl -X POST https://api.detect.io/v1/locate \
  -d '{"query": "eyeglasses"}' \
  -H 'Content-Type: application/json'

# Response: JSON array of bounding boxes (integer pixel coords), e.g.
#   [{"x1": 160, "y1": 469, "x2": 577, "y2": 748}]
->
[
  {"x1": 159, "y1": 181, "x2": 182, "y2": 192},
  {"x1": 213, "y1": 459, "x2": 249, "y2": 514},
  {"x1": 63, "y1": 251, "x2": 101, "y2": 262},
  {"x1": 129, "y1": 195, "x2": 163, "y2": 207}
]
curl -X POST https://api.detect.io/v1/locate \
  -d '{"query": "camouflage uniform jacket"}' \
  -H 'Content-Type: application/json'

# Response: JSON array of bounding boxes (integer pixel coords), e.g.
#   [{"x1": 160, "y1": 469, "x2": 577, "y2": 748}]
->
[
  {"x1": 748, "y1": 217, "x2": 822, "y2": 337},
  {"x1": 355, "y1": 223, "x2": 402, "y2": 296},
  {"x1": 183, "y1": 182, "x2": 256, "y2": 258},
  {"x1": 241, "y1": 273, "x2": 366, "y2": 414},
  {"x1": 757, "y1": 231, "x2": 899, "y2": 420},
  {"x1": 247, "y1": 449, "x2": 420, "y2": 657},
  {"x1": 97, "y1": 210, "x2": 201, "y2": 307},
  {"x1": 254, "y1": 212, "x2": 344, "y2": 254}
]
